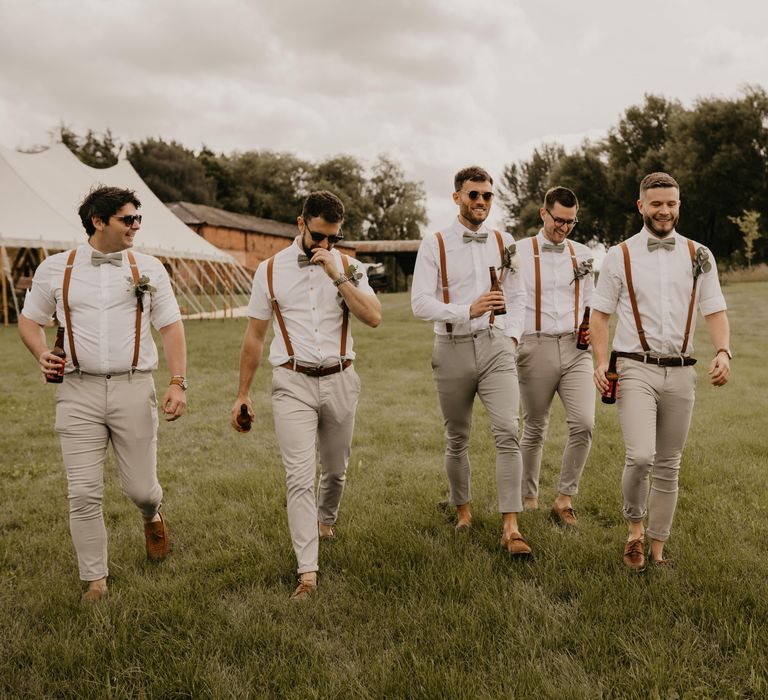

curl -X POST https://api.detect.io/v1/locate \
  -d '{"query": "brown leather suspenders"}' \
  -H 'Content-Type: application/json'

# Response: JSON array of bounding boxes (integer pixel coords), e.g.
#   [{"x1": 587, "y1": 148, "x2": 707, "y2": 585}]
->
[
  {"x1": 61, "y1": 249, "x2": 142, "y2": 372},
  {"x1": 267, "y1": 252, "x2": 350, "y2": 362},
  {"x1": 620, "y1": 239, "x2": 698, "y2": 355},
  {"x1": 435, "y1": 230, "x2": 504, "y2": 333},
  {"x1": 531, "y1": 238, "x2": 580, "y2": 334}
]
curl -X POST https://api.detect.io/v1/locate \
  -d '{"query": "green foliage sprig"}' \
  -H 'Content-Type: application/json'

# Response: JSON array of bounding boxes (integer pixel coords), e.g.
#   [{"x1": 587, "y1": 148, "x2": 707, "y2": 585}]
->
[
  {"x1": 127, "y1": 274, "x2": 157, "y2": 312},
  {"x1": 693, "y1": 247, "x2": 712, "y2": 280}
]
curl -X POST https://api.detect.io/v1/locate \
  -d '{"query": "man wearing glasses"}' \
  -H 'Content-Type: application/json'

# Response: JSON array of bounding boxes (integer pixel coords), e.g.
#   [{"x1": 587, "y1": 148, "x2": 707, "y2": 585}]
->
[
  {"x1": 591, "y1": 172, "x2": 730, "y2": 571},
  {"x1": 232, "y1": 190, "x2": 381, "y2": 600},
  {"x1": 515, "y1": 187, "x2": 595, "y2": 527},
  {"x1": 18, "y1": 186, "x2": 187, "y2": 603},
  {"x1": 411, "y1": 166, "x2": 532, "y2": 557}
]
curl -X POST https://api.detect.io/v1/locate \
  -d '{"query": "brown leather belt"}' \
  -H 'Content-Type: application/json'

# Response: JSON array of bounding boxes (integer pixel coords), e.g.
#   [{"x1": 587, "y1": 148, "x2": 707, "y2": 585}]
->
[
  {"x1": 615, "y1": 352, "x2": 696, "y2": 367},
  {"x1": 280, "y1": 359, "x2": 352, "y2": 377}
]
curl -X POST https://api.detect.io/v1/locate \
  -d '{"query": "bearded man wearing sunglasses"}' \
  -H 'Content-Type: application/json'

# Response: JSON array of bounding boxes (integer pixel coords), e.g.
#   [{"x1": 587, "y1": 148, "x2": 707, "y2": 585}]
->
[
  {"x1": 19, "y1": 186, "x2": 187, "y2": 603},
  {"x1": 514, "y1": 186, "x2": 595, "y2": 528},
  {"x1": 232, "y1": 190, "x2": 381, "y2": 600},
  {"x1": 412, "y1": 166, "x2": 532, "y2": 557}
]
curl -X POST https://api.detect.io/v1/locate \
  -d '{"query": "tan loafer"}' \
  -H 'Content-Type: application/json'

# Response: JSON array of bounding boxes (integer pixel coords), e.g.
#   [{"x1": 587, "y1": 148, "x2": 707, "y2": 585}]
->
[
  {"x1": 144, "y1": 513, "x2": 170, "y2": 561},
  {"x1": 622, "y1": 537, "x2": 646, "y2": 572},
  {"x1": 550, "y1": 504, "x2": 578, "y2": 528},
  {"x1": 500, "y1": 533, "x2": 533, "y2": 557},
  {"x1": 290, "y1": 575, "x2": 317, "y2": 601},
  {"x1": 81, "y1": 587, "x2": 108, "y2": 604},
  {"x1": 319, "y1": 523, "x2": 335, "y2": 541}
]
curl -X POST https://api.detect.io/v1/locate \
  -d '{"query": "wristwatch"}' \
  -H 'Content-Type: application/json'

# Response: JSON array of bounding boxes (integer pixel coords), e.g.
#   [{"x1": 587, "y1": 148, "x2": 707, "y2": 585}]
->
[
  {"x1": 333, "y1": 274, "x2": 350, "y2": 288},
  {"x1": 169, "y1": 375, "x2": 188, "y2": 390},
  {"x1": 716, "y1": 348, "x2": 733, "y2": 360}
]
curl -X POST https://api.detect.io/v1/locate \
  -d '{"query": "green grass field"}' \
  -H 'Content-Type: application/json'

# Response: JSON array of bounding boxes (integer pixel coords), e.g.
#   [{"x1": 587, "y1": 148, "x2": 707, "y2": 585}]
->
[{"x1": 1, "y1": 283, "x2": 767, "y2": 699}]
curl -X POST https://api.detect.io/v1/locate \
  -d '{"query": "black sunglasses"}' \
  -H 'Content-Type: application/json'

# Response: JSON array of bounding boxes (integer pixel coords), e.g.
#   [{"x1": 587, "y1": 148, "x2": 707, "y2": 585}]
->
[
  {"x1": 464, "y1": 190, "x2": 494, "y2": 202},
  {"x1": 112, "y1": 214, "x2": 142, "y2": 226},
  {"x1": 307, "y1": 229, "x2": 343, "y2": 245},
  {"x1": 545, "y1": 209, "x2": 578, "y2": 228}
]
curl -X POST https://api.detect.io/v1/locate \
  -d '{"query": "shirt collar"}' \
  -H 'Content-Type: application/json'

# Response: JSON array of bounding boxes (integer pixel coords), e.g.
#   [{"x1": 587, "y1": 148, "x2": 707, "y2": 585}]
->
[
  {"x1": 448, "y1": 217, "x2": 491, "y2": 238},
  {"x1": 641, "y1": 226, "x2": 678, "y2": 242}
]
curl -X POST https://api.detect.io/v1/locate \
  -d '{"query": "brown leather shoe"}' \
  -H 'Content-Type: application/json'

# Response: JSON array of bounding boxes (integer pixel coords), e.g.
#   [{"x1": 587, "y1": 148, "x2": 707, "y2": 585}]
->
[
  {"x1": 455, "y1": 521, "x2": 472, "y2": 533},
  {"x1": 550, "y1": 504, "x2": 578, "y2": 528},
  {"x1": 319, "y1": 523, "x2": 335, "y2": 541},
  {"x1": 622, "y1": 537, "x2": 646, "y2": 571},
  {"x1": 144, "y1": 513, "x2": 170, "y2": 561},
  {"x1": 81, "y1": 587, "x2": 107, "y2": 604},
  {"x1": 500, "y1": 533, "x2": 532, "y2": 557},
  {"x1": 290, "y1": 575, "x2": 317, "y2": 601}
]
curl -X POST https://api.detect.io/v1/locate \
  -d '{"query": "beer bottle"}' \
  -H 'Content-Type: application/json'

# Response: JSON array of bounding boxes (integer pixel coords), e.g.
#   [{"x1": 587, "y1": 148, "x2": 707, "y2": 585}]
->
[
  {"x1": 46, "y1": 326, "x2": 66, "y2": 384},
  {"x1": 236, "y1": 403, "x2": 252, "y2": 432},
  {"x1": 602, "y1": 351, "x2": 619, "y2": 404},
  {"x1": 488, "y1": 266, "x2": 506, "y2": 316},
  {"x1": 576, "y1": 306, "x2": 591, "y2": 349}
]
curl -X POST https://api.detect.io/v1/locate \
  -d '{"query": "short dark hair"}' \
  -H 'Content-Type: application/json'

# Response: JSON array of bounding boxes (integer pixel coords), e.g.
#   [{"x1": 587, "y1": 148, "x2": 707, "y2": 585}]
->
[
  {"x1": 639, "y1": 172, "x2": 680, "y2": 197},
  {"x1": 78, "y1": 186, "x2": 141, "y2": 236},
  {"x1": 301, "y1": 190, "x2": 345, "y2": 224},
  {"x1": 543, "y1": 186, "x2": 578, "y2": 210},
  {"x1": 454, "y1": 166, "x2": 493, "y2": 192}
]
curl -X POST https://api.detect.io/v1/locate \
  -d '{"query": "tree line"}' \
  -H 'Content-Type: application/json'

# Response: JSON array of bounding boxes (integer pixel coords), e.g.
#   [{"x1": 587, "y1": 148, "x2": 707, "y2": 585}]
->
[
  {"x1": 55, "y1": 126, "x2": 428, "y2": 241},
  {"x1": 500, "y1": 86, "x2": 768, "y2": 266},
  {"x1": 53, "y1": 84, "x2": 766, "y2": 263}
]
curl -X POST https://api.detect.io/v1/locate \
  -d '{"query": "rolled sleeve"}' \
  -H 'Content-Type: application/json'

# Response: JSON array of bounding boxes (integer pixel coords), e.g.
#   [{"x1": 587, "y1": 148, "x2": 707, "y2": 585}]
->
[
  {"x1": 247, "y1": 262, "x2": 272, "y2": 321},
  {"x1": 149, "y1": 262, "x2": 182, "y2": 330},
  {"x1": 21, "y1": 258, "x2": 56, "y2": 325},
  {"x1": 697, "y1": 248, "x2": 727, "y2": 316}
]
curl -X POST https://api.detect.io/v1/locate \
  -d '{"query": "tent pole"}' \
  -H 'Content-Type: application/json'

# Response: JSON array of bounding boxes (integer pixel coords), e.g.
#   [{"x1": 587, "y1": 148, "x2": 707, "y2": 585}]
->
[
  {"x1": 169, "y1": 260, "x2": 206, "y2": 317},
  {"x1": 192, "y1": 260, "x2": 223, "y2": 316},
  {"x1": 177, "y1": 257, "x2": 218, "y2": 317},
  {"x1": 206, "y1": 262, "x2": 234, "y2": 318},
  {"x1": 1, "y1": 246, "x2": 8, "y2": 326}
]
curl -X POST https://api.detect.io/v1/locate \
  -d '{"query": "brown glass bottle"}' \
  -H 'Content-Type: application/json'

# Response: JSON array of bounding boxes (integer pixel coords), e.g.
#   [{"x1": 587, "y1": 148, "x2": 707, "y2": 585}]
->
[
  {"x1": 488, "y1": 266, "x2": 506, "y2": 315},
  {"x1": 576, "y1": 306, "x2": 591, "y2": 349},
  {"x1": 602, "y1": 351, "x2": 619, "y2": 404},
  {"x1": 236, "y1": 403, "x2": 252, "y2": 432},
  {"x1": 46, "y1": 326, "x2": 66, "y2": 384}
]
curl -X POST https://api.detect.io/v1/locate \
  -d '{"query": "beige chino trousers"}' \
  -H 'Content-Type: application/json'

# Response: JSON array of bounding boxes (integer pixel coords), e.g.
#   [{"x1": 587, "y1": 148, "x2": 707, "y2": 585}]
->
[
  {"x1": 616, "y1": 359, "x2": 697, "y2": 541},
  {"x1": 55, "y1": 372, "x2": 162, "y2": 581},
  {"x1": 517, "y1": 333, "x2": 595, "y2": 499},
  {"x1": 271, "y1": 364, "x2": 361, "y2": 575},
  {"x1": 431, "y1": 329, "x2": 522, "y2": 513}
]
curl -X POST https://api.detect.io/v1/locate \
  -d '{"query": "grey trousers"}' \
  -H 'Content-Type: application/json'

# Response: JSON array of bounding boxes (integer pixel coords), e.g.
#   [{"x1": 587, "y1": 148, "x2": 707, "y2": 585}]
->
[
  {"x1": 271, "y1": 365, "x2": 361, "y2": 574},
  {"x1": 517, "y1": 333, "x2": 595, "y2": 499},
  {"x1": 431, "y1": 330, "x2": 522, "y2": 513},
  {"x1": 54, "y1": 372, "x2": 162, "y2": 581},
  {"x1": 616, "y1": 359, "x2": 697, "y2": 541}
]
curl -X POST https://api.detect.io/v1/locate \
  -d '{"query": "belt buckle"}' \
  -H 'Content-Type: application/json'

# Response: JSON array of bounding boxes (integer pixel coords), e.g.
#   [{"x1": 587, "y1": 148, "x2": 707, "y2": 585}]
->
[{"x1": 307, "y1": 363, "x2": 324, "y2": 376}]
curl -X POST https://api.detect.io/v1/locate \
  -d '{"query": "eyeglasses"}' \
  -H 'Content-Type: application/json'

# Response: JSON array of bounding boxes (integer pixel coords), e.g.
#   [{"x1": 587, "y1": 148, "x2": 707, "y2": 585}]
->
[
  {"x1": 545, "y1": 209, "x2": 578, "y2": 228},
  {"x1": 463, "y1": 190, "x2": 494, "y2": 202},
  {"x1": 112, "y1": 214, "x2": 142, "y2": 226},
  {"x1": 307, "y1": 229, "x2": 343, "y2": 246}
]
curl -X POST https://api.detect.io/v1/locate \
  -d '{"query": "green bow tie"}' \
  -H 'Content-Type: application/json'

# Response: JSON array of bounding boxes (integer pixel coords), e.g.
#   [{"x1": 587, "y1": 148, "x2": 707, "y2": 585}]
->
[
  {"x1": 542, "y1": 242, "x2": 564, "y2": 253},
  {"x1": 647, "y1": 237, "x2": 675, "y2": 252},
  {"x1": 91, "y1": 251, "x2": 123, "y2": 267},
  {"x1": 462, "y1": 231, "x2": 488, "y2": 243}
]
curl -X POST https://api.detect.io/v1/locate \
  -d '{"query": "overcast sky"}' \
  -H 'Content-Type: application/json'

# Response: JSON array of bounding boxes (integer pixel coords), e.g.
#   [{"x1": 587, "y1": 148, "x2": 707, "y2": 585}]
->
[{"x1": 1, "y1": 0, "x2": 767, "y2": 231}]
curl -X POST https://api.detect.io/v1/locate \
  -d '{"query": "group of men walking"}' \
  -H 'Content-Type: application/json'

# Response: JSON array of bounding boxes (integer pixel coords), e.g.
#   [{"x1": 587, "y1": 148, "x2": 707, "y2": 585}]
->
[{"x1": 20, "y1": 166, "x2": 730, "y2": 602}]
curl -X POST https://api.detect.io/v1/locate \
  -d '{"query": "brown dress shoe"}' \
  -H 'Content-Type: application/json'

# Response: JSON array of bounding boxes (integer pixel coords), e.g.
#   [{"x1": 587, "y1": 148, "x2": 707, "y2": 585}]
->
[
  {"x1": 290, "y1": 575, "x2": 317, "y2": 601},
  {"x1": 81, "y1": 587, "x2": 107, "y2": 604},
  {"x1": 550, "y1": 505, "x2": 578, "y2": 528},
  {"x1": 144, "y1": 513, "x2": 170, "y2": 561},
  {"x1": 500, "y1": 533, "x2": 533, "y2": 557},
  {"x1": 623, "y1": 537, "x2": 646, "y2": 572},
  {"x1": 319, "y1": 523, "x2": 335, "y2": 541}
]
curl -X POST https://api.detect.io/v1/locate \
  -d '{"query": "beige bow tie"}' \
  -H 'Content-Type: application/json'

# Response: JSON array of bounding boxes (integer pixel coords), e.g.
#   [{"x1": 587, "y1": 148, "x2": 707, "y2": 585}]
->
[
  {"x1": 298, "y1": 253, "x2": 313, "y2": 268},
  {"x1": 542, "y1": 242, "x2": 564, "y2": 253},
  {"x1": 91, "y1": 251, "x2": 123, "y2": 267},
  {"x1": 647, "y1": 237, "x2": 675, "y2": 251},
  {"x1": 463, "y1": 231, "x2": 488, "y2": 243}
]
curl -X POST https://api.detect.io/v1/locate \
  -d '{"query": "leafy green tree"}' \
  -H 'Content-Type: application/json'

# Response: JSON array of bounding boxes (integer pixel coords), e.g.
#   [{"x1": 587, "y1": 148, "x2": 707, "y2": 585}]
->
[
  {"x1": 364, "y1": 155, "x2": 427, "y2": 240},
  {"x1": 127, "y1": 138, "x2": 216, "y2": 204},
  {"x1": 728, "y1": 210, "x2": 763, "y2": 267},
  {"x1": 56, "y1": 123, "x2": 122, "y2": 168}
]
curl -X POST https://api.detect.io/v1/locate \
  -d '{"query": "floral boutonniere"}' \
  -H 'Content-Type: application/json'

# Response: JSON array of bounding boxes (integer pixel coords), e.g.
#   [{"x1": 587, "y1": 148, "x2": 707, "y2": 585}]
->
[
  {"x1": 692, "y1": 247, "x2": 712, "y2": 280},
  {"x1": 499, "y1": 243, "x2": 520, "y2": 278},
  {"x1": 127, "y1": 274, "x2": 157, "y2": 312},
  {"x1": 570, "y1": 258, "x2": 594, "y2": 285}
]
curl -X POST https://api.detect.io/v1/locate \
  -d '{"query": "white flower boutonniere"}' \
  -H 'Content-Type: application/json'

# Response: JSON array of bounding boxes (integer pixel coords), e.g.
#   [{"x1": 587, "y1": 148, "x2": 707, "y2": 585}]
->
[
  {"x1": 571, "y1": 258, "x2": 594, "y2": 285},
  {"x1": 500, "y1": 244, "x2": 520, "y2": 278},
  {"x1": 693, "y1": 247, "x2": 712, "y2": 280},
  {"x1": 127, "y1": 274, "x2": 156, "y2": 312}
]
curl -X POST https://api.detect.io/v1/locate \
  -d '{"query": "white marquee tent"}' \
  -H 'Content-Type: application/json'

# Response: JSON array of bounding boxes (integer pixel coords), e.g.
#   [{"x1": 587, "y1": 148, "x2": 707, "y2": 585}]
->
[{"x1": 0, "y1": 144, "x2": 251, "y2": 323}]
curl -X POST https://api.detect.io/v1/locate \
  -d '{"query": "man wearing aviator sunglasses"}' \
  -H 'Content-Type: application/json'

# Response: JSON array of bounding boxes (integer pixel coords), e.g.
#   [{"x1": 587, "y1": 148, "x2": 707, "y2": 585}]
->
[
  {"x1": 232, "y1": 190, "x2": 381, "y2": 600},
  {"x1": 515, "y1": 186, "x2": 595, "y2": 530},
  {"x1": 18, "y1": 186, "x2": 187, "y2": 603},
  {"x1": 412, "y1": 166, "x2": 532, "y2": 558}
]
